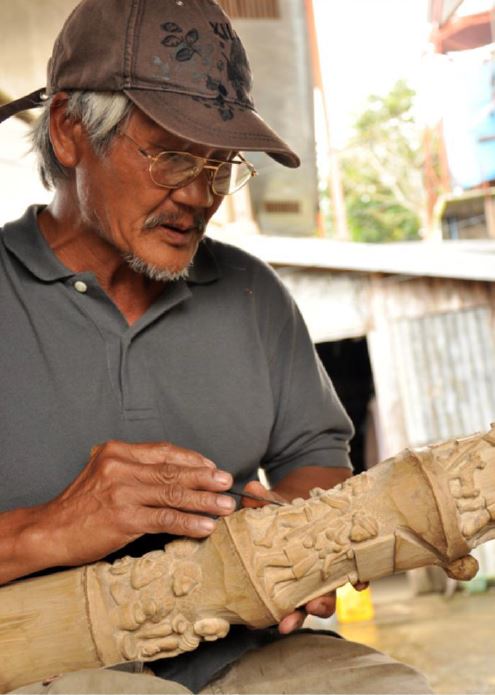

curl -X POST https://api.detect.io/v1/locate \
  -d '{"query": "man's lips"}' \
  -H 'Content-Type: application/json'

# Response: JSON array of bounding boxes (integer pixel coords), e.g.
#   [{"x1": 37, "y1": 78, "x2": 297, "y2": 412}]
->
[{"x1": 158, "y1": 224, "x2": 199, "y2": 247}]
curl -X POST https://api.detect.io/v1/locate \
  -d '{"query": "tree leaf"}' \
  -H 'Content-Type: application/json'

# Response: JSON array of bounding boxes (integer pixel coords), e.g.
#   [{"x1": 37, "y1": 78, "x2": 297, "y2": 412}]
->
[
  {"x1": 176, "y1": 47, "x2": 194, "y2": 62},
  {"x1": 162, "y1": 35, "x2": 181, "y2": 47},
  {"x1": 336, "y1": 79, "x2": 422, "y2": 242}
]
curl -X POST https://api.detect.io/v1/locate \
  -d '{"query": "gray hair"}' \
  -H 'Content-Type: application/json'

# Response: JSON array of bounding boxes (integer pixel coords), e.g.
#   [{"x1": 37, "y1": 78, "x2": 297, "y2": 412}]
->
[{"x1": 31, "y1": 91, "x2": 134, "y2": 190}]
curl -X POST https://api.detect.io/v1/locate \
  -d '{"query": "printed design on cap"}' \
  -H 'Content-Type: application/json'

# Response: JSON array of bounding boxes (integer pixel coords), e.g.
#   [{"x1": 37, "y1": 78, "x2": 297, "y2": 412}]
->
[{"x1": 157, "y1": 20, "x2": 254, "y2": 122}]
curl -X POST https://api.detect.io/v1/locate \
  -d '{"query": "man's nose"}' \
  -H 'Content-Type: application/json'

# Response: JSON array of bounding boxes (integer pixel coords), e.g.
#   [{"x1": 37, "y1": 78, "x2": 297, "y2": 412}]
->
[{"x1": 171, "y1": 170, "x2": 216, "y2": 208}]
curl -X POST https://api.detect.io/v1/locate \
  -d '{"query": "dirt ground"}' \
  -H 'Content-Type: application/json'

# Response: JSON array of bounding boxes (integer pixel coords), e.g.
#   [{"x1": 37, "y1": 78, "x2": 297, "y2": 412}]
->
[{"x1": 336, "y1": 574, "x2": 495, "y2": 694}]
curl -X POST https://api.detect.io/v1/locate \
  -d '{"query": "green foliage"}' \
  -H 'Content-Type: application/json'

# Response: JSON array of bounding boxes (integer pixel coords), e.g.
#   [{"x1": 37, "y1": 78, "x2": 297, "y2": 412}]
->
[{"x1": 337, "y1": 80, "x2": 424, "y2": 243}]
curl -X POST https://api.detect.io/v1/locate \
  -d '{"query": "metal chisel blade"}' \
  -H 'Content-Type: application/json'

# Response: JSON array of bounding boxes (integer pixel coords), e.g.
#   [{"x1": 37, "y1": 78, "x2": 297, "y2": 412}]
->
[{"x1": 229, "y1": 487, "x2": 287, "y2": 506}]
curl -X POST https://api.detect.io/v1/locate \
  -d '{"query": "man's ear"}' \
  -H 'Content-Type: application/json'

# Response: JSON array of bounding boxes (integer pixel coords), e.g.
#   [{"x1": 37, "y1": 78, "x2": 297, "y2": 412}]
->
[{"x1": 48, "y1": 92, "x2": 84, "y2": 170}]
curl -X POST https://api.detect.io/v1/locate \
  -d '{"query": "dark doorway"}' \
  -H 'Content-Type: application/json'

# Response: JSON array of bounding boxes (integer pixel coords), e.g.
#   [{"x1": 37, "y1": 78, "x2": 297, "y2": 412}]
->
[{"x1": 316, "y1": 337, "x2": 374, "y2": 475}]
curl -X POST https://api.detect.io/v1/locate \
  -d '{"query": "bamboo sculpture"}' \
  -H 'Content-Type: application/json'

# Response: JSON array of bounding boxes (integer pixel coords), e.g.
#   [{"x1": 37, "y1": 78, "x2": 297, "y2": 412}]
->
[{"x1": 2, "y1": 427, "x2": 495, "y2": 692}]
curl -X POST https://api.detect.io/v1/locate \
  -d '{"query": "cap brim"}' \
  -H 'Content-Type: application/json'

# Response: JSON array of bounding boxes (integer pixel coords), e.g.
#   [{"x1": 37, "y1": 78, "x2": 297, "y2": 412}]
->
[{"x1": 124, "y1": 89, "x2": 300, "y2": 168}]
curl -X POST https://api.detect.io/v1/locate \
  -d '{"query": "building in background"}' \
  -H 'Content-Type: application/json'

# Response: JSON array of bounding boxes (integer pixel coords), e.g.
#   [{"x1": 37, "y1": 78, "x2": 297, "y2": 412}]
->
[
  {"x1": 427, "y1": 0, "x2": 495, "y2": 239},
  {"x1": 227, "y1": 232, "x2": 495, "y2": 475},
  {"x1": 219, "y1": 0, "x2": 319, "y2": 236}
]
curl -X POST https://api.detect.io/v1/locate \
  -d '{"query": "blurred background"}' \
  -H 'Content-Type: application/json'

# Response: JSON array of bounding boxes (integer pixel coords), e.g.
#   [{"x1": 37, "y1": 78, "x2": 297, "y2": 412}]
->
[{"x1": 1, "y1": 1, "x2": 495, "y2": 691}]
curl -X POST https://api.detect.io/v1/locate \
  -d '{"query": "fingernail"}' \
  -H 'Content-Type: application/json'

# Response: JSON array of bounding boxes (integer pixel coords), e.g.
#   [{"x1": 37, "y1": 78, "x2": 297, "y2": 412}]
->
[
  {"x1": 198, "y1": 518, "x2": 216, "y2": 532},
  {"x1": 217, "y1": 495, "x2": 236, "y2": 510},
  {"x1": 203, "y1": 458, "x2": 216, "y2": 469},
  {"x1": 213, "y1": 470, "x2": 232, "y2": 485}
]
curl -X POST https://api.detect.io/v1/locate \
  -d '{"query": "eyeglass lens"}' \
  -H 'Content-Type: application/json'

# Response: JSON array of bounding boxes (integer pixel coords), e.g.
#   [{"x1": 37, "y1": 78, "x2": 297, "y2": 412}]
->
[{"x1": 150, "y1": 153, "x2": 252, "y2": 195}]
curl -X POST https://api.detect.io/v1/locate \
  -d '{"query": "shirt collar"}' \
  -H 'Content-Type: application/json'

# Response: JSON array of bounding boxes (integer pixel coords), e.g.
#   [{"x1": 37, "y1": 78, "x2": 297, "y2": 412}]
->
[
  {"x1": 1, "y1": 205, "x2": 221, "y2": 285},
  {"x1": 2, "y1": 205, "x2": 76, "y2": 282},
  {"x1": 188, "y1": 237, "x2": 221, "y2": 285}
]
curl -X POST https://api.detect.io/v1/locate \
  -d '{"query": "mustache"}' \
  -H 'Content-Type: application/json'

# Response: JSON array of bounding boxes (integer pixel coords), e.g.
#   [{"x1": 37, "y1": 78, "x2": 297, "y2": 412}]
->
[{"x1": 143, "y1": 213, "x2": 206, "y2": 234}]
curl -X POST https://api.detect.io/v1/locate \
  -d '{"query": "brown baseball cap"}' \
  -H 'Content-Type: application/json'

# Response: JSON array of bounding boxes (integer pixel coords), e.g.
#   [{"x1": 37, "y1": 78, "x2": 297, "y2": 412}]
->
[{"x1": 0, "y1": 0, "x2": 299, "y2": 168}]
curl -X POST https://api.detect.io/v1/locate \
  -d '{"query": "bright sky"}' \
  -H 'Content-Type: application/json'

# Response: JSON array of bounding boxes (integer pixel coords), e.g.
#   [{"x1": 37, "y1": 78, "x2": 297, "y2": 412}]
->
[{"x1": 313, "y1": 0, "x2": 431, "y2": 148}]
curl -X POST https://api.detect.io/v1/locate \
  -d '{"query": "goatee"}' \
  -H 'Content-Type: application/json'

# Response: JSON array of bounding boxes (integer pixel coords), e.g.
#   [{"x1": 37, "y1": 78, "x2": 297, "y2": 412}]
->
[
  {"x1": 122, "y1": 211, "x2": 205, "y2": 282},
  {"x1": 122, "y1": 253, "x2": 192, "y2": 282}
]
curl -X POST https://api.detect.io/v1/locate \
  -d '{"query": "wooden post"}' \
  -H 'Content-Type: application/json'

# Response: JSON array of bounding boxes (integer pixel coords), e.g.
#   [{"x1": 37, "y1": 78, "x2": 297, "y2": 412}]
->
[{"x1": 304, "y1": 0, "x2": 349, "y2": 240}]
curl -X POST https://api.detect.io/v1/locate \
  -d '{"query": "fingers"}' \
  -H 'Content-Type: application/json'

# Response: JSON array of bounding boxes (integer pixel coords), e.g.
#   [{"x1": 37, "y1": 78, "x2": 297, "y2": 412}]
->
[
  {"x1": 135, "y1": 463, "x2": 233, "y2": 494},
  {"x1": 87, "y1": 443, "x2": 235, "y2": 541},
  {"x1": 304, "y1": 594, "x2": 337, "y2": 618},
  {"x1": 87, "y1": 442, "x2": 232, "y2": 510},
  {"x1": 136, "y1": 506, "x2": 219, "y2": 539},
  {"x1": 278, "y1": 610, "x2": 306, "y2": 635},
  {"x1": 89, "y1": 451, "x2": 235, "y2": 537},
  {"x1": 97, "y1": 440, "x2": 217, "y2": 469},
  {"x1": 278, "y1": 592, "x2": 338, "y2": 635},
  {"x1": 42, "y1": 440, "x2": 233, "y2": 566},
  {"x1": 354, "y1": 581, "x2": 369, "y2": 592},
  {"x1": 135, "y1": 481, "x2": 236, "y2": 517}
]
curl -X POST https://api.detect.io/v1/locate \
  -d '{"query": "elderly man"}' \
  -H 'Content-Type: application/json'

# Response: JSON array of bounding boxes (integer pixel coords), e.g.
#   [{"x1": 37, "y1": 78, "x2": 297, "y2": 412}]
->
[{"x1": 0, "y1": 1, "x2": 431, "y2": 693}]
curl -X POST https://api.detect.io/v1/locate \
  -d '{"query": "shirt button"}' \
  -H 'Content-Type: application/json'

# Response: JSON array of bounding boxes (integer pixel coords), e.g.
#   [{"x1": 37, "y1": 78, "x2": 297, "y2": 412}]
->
[{"x1": 74, "y1": 280, "x2": 88, "y2": 294}]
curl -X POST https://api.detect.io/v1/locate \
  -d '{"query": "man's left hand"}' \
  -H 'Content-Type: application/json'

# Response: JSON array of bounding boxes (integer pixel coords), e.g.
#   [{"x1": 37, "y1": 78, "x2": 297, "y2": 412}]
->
[{"x1": 277, "y1": 594, "x2": 337, "y2": 634}]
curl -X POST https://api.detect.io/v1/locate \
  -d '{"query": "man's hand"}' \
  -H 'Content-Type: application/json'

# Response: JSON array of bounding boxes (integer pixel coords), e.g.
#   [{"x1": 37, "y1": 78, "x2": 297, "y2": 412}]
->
[
  {"x1": 31, "y1": 440, "x2": 235, "y2": 569},
  {"x1": 277, "y1": 593, "x2": 337, "y2": 634}
]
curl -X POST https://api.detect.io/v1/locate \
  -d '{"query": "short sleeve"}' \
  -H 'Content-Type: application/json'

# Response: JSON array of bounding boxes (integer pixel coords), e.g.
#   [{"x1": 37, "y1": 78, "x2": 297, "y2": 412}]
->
[{"x1": 255, "y1": 268, "x2": 354, "y2": 485}]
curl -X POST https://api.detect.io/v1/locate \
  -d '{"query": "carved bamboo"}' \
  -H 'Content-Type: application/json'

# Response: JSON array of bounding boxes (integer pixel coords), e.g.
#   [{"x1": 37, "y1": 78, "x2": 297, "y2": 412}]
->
[{"x1": 1, "y1": 428, "x2": 495, "y2": 692}]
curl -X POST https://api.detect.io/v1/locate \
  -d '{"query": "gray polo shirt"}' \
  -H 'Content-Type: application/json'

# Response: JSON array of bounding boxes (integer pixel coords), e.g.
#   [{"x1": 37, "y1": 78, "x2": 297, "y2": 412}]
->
[
  {"x1": 0, "y1": 206, "x2": 352, "y2": 689},
  {"x1": 1, "y1": 206, "x2": 352, "y2": 510}
]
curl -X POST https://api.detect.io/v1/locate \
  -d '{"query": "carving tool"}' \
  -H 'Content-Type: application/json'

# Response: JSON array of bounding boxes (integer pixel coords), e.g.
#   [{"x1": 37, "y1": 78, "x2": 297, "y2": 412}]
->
[{"x1": 229, "y1": 487, "x2": 287, "y2": 506}]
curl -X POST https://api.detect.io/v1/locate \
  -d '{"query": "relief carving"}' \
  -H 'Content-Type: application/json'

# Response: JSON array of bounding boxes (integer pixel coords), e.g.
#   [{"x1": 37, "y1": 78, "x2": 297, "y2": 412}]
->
[{"x1": 2, "y1": 426, "x2": 495, "y2": 692}]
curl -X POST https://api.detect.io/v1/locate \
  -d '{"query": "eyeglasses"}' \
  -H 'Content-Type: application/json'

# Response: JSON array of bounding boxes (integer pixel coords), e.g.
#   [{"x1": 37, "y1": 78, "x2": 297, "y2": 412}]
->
[{"x1": 122, "y1": 133, "x2": 257, "y2": 196}]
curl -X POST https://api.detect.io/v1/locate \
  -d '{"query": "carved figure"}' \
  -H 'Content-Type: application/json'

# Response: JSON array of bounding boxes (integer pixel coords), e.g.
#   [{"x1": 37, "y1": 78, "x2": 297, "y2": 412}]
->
[{"x1": 1, "y1": 427, "x2": 495, "y2": 692}]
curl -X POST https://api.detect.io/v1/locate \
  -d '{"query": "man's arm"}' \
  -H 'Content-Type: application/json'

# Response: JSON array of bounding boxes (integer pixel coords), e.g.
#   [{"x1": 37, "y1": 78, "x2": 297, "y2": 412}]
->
[
  {"x1": 0, "y1": 505, "x2": 50, "y2": 585},
  {"x1": 272, "y1": 465, "x2": 352, "y2": 501},
  {"x1": 0, "y1": 440, "x2": 235, "y2": 586}
]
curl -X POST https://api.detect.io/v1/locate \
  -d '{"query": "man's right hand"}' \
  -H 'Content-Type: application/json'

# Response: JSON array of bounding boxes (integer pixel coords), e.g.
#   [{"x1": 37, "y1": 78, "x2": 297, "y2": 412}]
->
[{"x1": 11, "y1": 440, "x2": 235, "y2": 575}]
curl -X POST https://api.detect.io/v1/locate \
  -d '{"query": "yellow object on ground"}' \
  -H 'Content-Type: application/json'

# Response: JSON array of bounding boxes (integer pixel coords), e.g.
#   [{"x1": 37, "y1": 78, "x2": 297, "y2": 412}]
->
[{"x1": 336, "y1": 584, "x2": 375, "y2": 623}]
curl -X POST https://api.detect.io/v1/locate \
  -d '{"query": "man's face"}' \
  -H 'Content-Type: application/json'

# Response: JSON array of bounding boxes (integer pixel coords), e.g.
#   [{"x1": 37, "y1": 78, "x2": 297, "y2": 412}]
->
[{"x1": 74, "y1": 108, "x2": 226, "y2": 278}]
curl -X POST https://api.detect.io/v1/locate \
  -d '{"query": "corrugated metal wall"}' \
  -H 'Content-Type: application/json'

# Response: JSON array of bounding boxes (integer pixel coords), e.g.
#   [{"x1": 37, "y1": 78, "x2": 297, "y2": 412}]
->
[
  {"x1": 281, "y1": 268, "x2": 495, "y2": 456},
  {"x1": 392, "y1": 307, "x2": 495, "y2": 445},
  {"x1": 368, "y1": 276, "x2": 495, "y2": 456}
]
